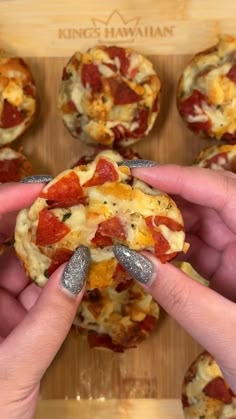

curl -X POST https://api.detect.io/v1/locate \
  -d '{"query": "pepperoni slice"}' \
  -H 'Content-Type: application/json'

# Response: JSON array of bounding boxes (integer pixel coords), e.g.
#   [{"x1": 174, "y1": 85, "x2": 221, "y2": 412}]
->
[
  {"x1": 145, "y1": 216, "x2": 182, "y2": 262},
  {"x1": 84, "y1": 158, "x2": 119, "y2": 187},
  {"x1": 113, "y1": 263, "x2": 133, "y2": 284},
  {"x1": 105, "y1": 46, "x2": 130, "y2": 76},
  {"x1": 0, "y1": 158, "x2": 21, "y2": 182},
  {"x1": 62, "y1": 67, "x2": 70, "y2": 81},
  {"x1": 221, "y1": 132, "x2": 236, "y2": 142},
  {"x1": 149, "y1": 216, "x2": 183, "y2": 232},
  {"x1": 115, "y1": 279, "x2": 133, "y2": 292},
  {"x1": 133, "y1": 108, "x2": 149, "y2": 136},
  {"x1": 139, "y1": 315, "x2": 156, "y2": 332},
  {"x1": 178, "y1": 90, "x2": 212, "y2": 132},
  {"x1": 40, "y1": 172, "x2": 85, "y2": 208},
  {"x1": 178, "y1": 90, "x2": 206, "y2": 116},
  {"x1": 91, "y1": 232, "x2": 113, "y2": 248},
  {"x1": 23, "y1": 85, "x2": 36, "y2": 97},
  {"x1": 145, "y1": 216, "x2": 171, "y2": 260},
  {"x1": 36, "y1": 209, "x2": 70, "y2": 246},
  {"x1": 46, "y1": 248, "x2": 73, "y2": 277},
  {"x1": 81, "y1": 63, "x2": 102, "y2": 92},
  {"x1": 181, "y1": 394, "x2": 190, "y2": 408},
  {"x1": 1, "y1": 100, "x2": 25, "y2": 128},
  {"x1": 227, "y1": 65, "x2": 236, "y2": 82},
  {"x1": 205, "y1": 152, "x2": 228, "y2": 168},
  {"x1": 188, "y1": 119, "x2": 212, "y2": 132},
  {"x1": 87, "y1": 331, "x2": 126, "y2": 352},
  {"x1": 203, "y1": 377, "x2": 235, "y2": 404},
  {"x1": 106, "y1": 77, "x2": 141, "y2": 105},
  {"x1": 97, "y1": 216, "x2": 126, "y2": 240}
]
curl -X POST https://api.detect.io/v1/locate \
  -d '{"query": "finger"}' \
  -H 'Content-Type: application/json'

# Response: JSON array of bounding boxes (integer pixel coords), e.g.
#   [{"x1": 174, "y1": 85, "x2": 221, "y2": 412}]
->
[
  {"x1": 180, "y1": 233, "x2": 220, "y2": 280},
  {"x1": 0, "y1": 289, "x2": 26, "y2": 337},
  {"x1": 133, "y1": 165, "x2": 236, "y2": 234},
  {"x1": 0, "y1": 183, "x2": 46, "y2": 216},
  {"x1": 114, "y1": 245, "x2": 236, "y2": 392},
  {"x1": 0, "y1": 210, "x2": 18, "y2": 239},
  {"x1": 1, "y1": 246, "x2": 90, "y2": 386},
  {"x1": 210, "y1": 242, "x2": 236, "y2": 301},
  {"x1": 18, "y1": 283, "x2": 42, "y2": 311},
  {"x1": 177, "y1": 200, "x2": 236, "y2": 251},
  {"x1": 0, "y1": 248, "x2": 29, "y2": 295}
]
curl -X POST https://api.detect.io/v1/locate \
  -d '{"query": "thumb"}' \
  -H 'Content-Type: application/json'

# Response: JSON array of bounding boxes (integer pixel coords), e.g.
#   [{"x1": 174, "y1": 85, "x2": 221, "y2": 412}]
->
[
  {"x1": 114, "y1": 245, "x2": 236, "y2": 392},
  {"x1": 1, "y1": 246, "x2": 90, "y2": 387}
]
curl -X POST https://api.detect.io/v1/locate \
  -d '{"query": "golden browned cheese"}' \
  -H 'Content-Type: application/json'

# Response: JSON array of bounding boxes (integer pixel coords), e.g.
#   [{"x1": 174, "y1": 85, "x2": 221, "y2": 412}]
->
[
  {"x1": 177, "y1": 35, "x2": 236, "y2": 140},
  {"x1": 0, "y1": 52, "x2": 37, "y2": 146},
  {"x1": 14, "y1": 150, "x2": 186, "y2": 289},
  {"x1": 74, "y1": 280, "x2": 160, "y2": 350},
  {"x1": 194, "y1": 144, "x2": 236, "y2": 173},
  {"x1": 58, "y1": 45, "x2": 161, "y2": 147},
  {"x1": 182, "y1": 351, "x2": 236, "y2": 419}
]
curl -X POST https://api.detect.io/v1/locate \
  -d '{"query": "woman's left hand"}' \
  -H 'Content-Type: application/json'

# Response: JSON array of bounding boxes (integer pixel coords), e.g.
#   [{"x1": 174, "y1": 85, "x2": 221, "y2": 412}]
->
[{"x1": 0, "y1": 183, "x2": 89, "y2": 419}]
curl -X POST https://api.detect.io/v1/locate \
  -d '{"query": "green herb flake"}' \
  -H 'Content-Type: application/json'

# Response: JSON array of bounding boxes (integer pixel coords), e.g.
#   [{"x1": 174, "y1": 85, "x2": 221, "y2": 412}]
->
[
  {"x1": 62, "y1": 212, "x2": 72, "y2": 222},
  {"x1": 103, "y1": 201, "x2": 107, "y2": 204}
]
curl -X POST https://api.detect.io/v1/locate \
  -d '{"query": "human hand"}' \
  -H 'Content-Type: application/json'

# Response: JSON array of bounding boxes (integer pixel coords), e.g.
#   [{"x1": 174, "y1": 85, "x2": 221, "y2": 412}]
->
[
  {"x1": 0, "y1": 182, "x2": 90, "y2": 419},
  {"x1": 114, "y1": 163, "x2": 236, "y2": 391}
]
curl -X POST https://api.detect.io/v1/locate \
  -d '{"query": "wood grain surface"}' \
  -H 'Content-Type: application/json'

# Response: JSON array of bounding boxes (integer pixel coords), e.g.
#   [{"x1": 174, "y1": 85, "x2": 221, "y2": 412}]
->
[
  {"x1": 35, "y1": 399, "x2": 184, "y2": 419},
  {"x1": 1, "y1": 0, "x2": 236, "y2": 56},
  {"x1": 0, "y1": 0, "x2": 230, "y2": 409}
]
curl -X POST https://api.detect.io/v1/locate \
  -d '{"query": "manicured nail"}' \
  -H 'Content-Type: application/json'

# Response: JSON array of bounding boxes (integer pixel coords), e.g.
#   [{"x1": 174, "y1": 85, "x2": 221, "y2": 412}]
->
[
  {"x1": 21, "y1": 175, "x2": 54, "y2": 184},
  {"x1": 117, "y1": 159, "x2": 158, "y2": 169},
  {"x1": 60, "y1": 246, "x2": 90, "y2": 295},
  {"x1": 113, "y1": 244, "x2": 154, "y2": 285}
]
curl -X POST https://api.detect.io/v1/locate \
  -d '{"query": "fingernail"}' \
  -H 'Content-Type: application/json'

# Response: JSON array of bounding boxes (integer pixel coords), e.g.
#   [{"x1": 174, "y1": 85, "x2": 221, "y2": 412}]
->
[
  {"x1": 60, "y1": 246, "x2": 90, "y2": 295},
  {"x1": 117, "y1": 159, "x2": 158, "y2": 169},
  {"x1": 113, "y1": 244, "x2": 154, "y2": 285},
  {"x1": 21, "y1": 175, "x2": 54, "y2": 184}
]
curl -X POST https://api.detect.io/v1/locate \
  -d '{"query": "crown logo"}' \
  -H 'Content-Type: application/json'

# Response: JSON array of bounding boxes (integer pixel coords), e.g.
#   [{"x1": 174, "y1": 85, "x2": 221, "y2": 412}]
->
[{"x1": 92, "y1": 10, "x2": 140, "y2": 28}]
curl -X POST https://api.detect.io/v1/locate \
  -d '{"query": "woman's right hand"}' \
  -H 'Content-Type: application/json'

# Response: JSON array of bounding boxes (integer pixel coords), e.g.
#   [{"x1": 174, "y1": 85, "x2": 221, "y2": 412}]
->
[{"x1": 114, "y1": 164, "x2": 236, "y2": 391}]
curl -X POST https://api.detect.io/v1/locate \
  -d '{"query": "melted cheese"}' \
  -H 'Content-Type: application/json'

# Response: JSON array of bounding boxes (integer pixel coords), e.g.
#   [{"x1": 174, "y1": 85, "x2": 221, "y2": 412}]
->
[
  {"x1": 58, "y1": 45, "x2": 160, "y2": 147},
  {"x1": 15, "y1": 152, "x2": 186, "y2": 288},
  {"x1": 0, "y1": 147, "x2": 20, "y2": 160},
  {"x1": 178, "y1": 36, "x2": 236, "y2": 139}
]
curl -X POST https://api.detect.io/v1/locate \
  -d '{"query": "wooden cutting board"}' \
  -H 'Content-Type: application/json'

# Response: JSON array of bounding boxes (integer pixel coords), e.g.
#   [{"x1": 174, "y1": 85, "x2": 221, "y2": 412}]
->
[{"x1": 1, "y1": 0, "x2": 234, "y2": 409}]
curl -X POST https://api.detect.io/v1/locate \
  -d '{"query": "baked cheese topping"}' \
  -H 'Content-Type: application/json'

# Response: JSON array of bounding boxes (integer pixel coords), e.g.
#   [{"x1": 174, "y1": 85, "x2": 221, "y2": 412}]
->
[
  {"x1": 0, "y1": 52, "x2": 37, "y2": 145},
  {"x1": 14, "y1": 150, "x2": 186, "y2": 289},
  {"x1": 195, "y1": 144, "x2": 236, "y2": 172},
  {"x1": 0, "y1": 147, "x2": 32, "y2": 183},
  {"x1": 58, "y1": 45, "x2": 161, "y2": 147},
  {"x1": 177, "y1": 35, "x2": 236, "y2": 140},
  {"x1": 74, "y1": 279, "x2": 159, "y2": 351},
  {"x1": 182, "y1": 352, "x2": 236, "y2": 419}
]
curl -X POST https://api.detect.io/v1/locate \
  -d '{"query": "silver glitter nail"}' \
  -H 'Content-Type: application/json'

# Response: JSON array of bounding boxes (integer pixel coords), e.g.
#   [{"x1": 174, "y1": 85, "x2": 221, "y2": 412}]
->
[
  {"x1": 117, "y1": 160, "x2": 158, "y2": 169},
  {"x1": 113, "y1": 245, "x2": 154, "y2": 285},
  {"x1": 21, "y1": 175, "x2": 54, "y2": 184},
  {"x1": 60, "y1": 246, "x2": 91, "y2": 295}
]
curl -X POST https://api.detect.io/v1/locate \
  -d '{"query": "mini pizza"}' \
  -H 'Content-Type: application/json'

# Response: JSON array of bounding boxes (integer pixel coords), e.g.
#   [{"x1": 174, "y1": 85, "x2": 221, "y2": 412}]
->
[
  {"x1": 194, "y1": 144, "x2": 236, "y2": 172},
  {"x1": 73, "y1": 278, "x2": 159, "y2": 352},
  {"x1": 177, "y1": 35, "x2": 236, "y2": 141},
  {"x1": 182, "y1": 351, "x2": 236, "y2": 418},
  {"x1": 0, "y1": 51, "x2": 37, "y2": 146},
  {"x1": 71, "y1": 147, "x2": 141, "y2": 167},
  {"x1": 0, "y1": 147, "x2": 32, "y2": 183},
  {"x1": 14, "y1": 151, "x2": 187, "y2": 289},
  {"x1": 58, "y1": 45, "x2": 161, "y2": 147}
]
